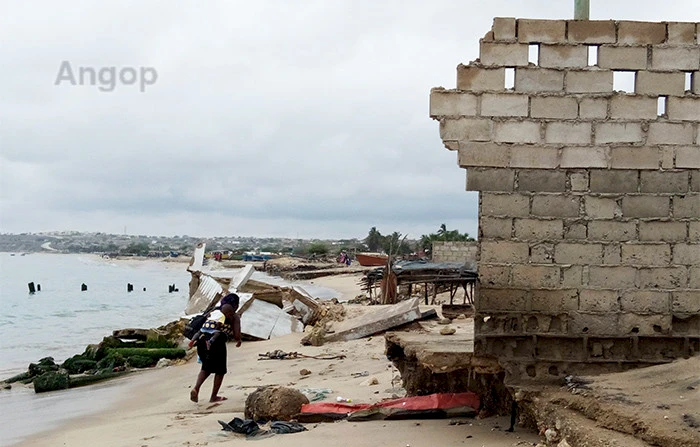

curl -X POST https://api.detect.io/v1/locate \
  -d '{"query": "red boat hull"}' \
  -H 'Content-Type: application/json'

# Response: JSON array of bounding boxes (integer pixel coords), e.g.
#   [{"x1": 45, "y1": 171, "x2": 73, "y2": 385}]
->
[{"x1": 356, "y1": 253, "x2": 388, "y2": 266}]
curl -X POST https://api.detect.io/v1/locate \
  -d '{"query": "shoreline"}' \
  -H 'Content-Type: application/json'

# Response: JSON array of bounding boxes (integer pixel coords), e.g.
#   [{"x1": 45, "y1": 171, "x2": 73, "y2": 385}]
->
[{"x1": 15, "y1": 331, "x2": 541, "y2": 447}]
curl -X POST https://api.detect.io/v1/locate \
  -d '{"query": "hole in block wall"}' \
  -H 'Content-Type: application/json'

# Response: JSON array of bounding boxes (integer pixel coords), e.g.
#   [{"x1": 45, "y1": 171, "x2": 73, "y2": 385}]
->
[
  {"x1": 505, "y1": 68, "x2": 515, "y2": 89},
  {"x1": 528, "y1": 44, "x2": 539, "y2": 65},
  {"x1": 657, "y1": 96, "x2": 667, "y2": 116},
  {"x1": 686, "y1": 72, "x2": 692, "y2": 91},
  {"x1": 587, "y1": 45, "x2": 599, "y2": 66},
  {"x1": 613, "y1": 71, "x2": 635, "y2": 93}
]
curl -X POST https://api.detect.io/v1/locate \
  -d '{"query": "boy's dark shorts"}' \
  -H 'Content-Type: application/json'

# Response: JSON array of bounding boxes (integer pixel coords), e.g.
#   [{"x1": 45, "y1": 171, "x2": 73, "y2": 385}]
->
[{"x1": 196, "y1": 333, "x2": 227, "y2": 375}]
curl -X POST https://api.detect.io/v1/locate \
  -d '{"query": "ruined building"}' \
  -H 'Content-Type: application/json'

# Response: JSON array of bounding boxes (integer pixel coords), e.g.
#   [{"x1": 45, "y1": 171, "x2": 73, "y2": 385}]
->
[{"x1": 431, "y1": 19, "x2": 700, "y2": 381}]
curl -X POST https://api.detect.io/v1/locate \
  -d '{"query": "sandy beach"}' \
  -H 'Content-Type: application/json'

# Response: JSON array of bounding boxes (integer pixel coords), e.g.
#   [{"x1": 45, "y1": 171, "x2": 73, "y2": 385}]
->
[{"x1": 13, "y1": 271, "x2": 541, "y2": 447}]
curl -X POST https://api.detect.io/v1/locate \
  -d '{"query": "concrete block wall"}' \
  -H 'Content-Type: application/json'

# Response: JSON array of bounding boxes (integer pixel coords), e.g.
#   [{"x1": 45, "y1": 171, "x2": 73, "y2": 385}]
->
[
  {"x1": 431, "y1": 18, "x2": 700, "y2": 382},
  {"x1": 431, "y1": 241, "x2": 478, "y2": 264}
]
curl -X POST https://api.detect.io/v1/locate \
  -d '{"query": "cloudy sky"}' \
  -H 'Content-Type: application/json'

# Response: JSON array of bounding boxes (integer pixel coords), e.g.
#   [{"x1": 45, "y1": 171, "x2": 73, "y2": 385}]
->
[{"x1": 1, "y1": 1, "x2": 697, "y2": 239}]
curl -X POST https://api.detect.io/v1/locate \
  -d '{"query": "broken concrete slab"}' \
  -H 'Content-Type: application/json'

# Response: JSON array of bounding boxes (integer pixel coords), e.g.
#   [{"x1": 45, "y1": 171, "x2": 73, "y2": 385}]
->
[
  {"x1": 324, "y1": 298, "x2": 423, "y2": 342},
  {"x1": 251, "y1": 290, "x2": 284, "y2": 308},
  {"x1": 239, "y1": 299, "x2": 303, "y2": 340},
  {"x1": 229, "y1": 264, "x2": 255, "y2": 292},
  {"x1": 289, "y1": 286, "x2": 322, "y2": 325},
  {"x1": 188, "y1": 242, "x2": 206, "y2": 273},
  {"x1": 185, "y1": 273, "x2": 224, "y2": 315}
]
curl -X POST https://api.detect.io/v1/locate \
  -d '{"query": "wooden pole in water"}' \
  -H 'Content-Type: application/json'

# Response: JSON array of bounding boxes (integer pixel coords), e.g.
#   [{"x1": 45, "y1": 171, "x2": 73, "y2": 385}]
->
[
  {"x1": 574, "y1": 0, "x2": 590, "y2": 20},
  {"x1": 28, "y1": 282, "x2": 36, "y2": 294}
]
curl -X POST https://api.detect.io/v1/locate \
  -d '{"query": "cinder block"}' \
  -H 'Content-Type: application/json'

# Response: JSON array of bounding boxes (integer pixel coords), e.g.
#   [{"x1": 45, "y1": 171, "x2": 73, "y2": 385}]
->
[
  {"x1": 579, "y1": 97, "x2": 608, "y2": 119},
  {"x1": 619, "y1": 313, "x2": 671, "y2": 335},
  {"x1": 693, "y1": 170, "x2": 700, "y2": 192},
  {"x1": 567, "y1": 20, "x2": 616, "y2": 44},
  {"x1": 480, "y1": 42, "x2": 529, "y2": 66},
  {"x1": 511, "y1": 264, "x2": 561, "y2": 288},
  {"x1": 443, "y1": 141, "x2": 459, "y2": 151},
  {"x1": 640, "y1": 171, "x2": 689, "y2": 193},
  {"x1": 580, "y1": 290, "x2": 619, "y2": 313},
  {"x1": 513, "y1": 218, "x2": 563, "y2": 241},
  {"x1": 514, "y1": 68, "x2": 564, "y2": 92},
  {"x1": 478, "y1": 265, "x2": 511, "y2": 287},
  {"x1": 651, "y1": 46, "x2": 700, "y2": 71},
  {"x1": 555, "y1": 243, "x2": 603, "y2": 264},
  {"x1": 518, "y1": 19, "x2": 566, "y2": 43},
  {"x1": 429, "y1": 90, "x2": 478, "y2": 117},
  {"x1": 621, "y1": 195, "x2": 670, "y2": 218},
  {"x1": 569, "y1": 312, "x2": 619, "y2": 335},
  {"x1": 480, "y1": 217, "x2": 513, "y2": 239},
  {"x1": 570, "y1": 172, "x2": 590, "y2": 191},
  {"x1": 672, "y1": 290, "x2": 700, "y2": 314},
  {"x1": 639, "y1": 222, "x2": 687, "y2": 241},
  {"x1": 585, "y1": 197, "x2": 618, "y2": 219},
  {"x1": 517, "y1": 169, "x2": 566, "y2": 192},
  {"x1": 531, "y1": 96, "x2": 578, "y2": 119},
  {"x1": 691, "y1": 222, "x2": 700, "y2": 240},
  {"x1": 530, "y1": 289, "x2": 578, "y2": 312},
  {"x1": 493, "y1": 17, "x2": 516, "y2": 41},
  {"x1": 481, "y1": 93, "x2": 529, "y2": 117},
  {"x1": 618, "y1": 21, "x2": 666, "y2": 45},
  {"x1": 588, "y1": 266, "x2": 637, "y2": 288},
  {"x1": 509, "y1": 145, "x2": 559, "y2": 169},
  {"x1": 590, "y1": 170, "x2": 639, "y2": 193},
  {"x1": 635, "y1": 71, "x2": 686, "y2": 96},
  {"x1": 440, "y1": 118, "x2": 492, "y2": 141},
  {"x1": 459, "y1": 143, "x2": 510, "y2": 168},
  {"x1": 530, "y1": 242, "x2": 554, "y2": 263},
  {"x1": 539, "y1": 44, "x2": 588, "y2": 68},
  {"x1": 690, "y1": 266, "x2": 700, "y2": 288},
  {"x1": 595, "y1": 122, "x2": 643, "y2": 144},
  {"x1": 673, "y1": 243, "x2": 700, "y2": 265},
  {"x1": 674, "y1": 194, "x2": 700, "y2": 218},
  {"x1": 457, "y1": 65, "x2": 506, "y2": 91},
  {"x1": 598, "y1": 46, "x2": 648, "y2": 70},
  {"x1": 693, "y1": 71, "x2": 700, "y2": 95},
  {"x1": 676, "y1": 146, "x2": 700, "y2": 169},
  {"x1": 610, "y1": 147, "x2": 660, "y2": 169},
  {"x1": 478, "y1": 288, "x2": 528, "y2": 312},
  {"x1": 603, "y1": 243, "x2": 622, "y2": 264},
  {"x1": 480, "y1": 241, "x2": 529, "y2": 263},
  {"x1": 667, "y1": 97, "x2": 700, "y2": 122},
  {"x1": 566, "y1": 70, "x2": 613, "y2": 93},
  {"x1": 481, "y1": 192, "x2": 530, "y2": 217},
  {"x1": 466, "y1": 167, "x2": 514, "y2": 191},
  {"x1": 531, "y1": 195, "x2": 580, "y2": 218},
  {"x1": 661, "y1": 147, "x2": 675, "y2": 169},
  {"x1": 667, "y1": 22, "x2": 697, "y2": 44},
  {"x1": 609, "y1": 95, "x2": 658, "y2": 120},
  {"x1": 565, "y1": 222, "x2": 588, "y2": 240},
  {"x1": 647, "y1": 122, "x2": 694, "y2": 145},
  {"x1": 545, "y1": 122, "x2": 591, "y2": 144},
  {"x1": 494, "y1": 121, "x2": 541, "y2": 144},
  {"x1": 621, "y1": 243, "x2": 671, "y2": 266},
  {"x1": 639, "y1": 267, "x2": 688, "y2": 289},
  {"x1": 588, "y1": 221, "x2": 636, "y2": 242},
  {"x1": 561, "y1": 265, "x2": 583, "y2": 287}
]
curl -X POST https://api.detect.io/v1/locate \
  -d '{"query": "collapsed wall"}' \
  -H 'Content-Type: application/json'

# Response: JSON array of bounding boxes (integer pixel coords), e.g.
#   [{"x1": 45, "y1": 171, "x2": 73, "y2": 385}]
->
[{"x1": 430, "y1": 18, "x2": 700, "y2": 381}]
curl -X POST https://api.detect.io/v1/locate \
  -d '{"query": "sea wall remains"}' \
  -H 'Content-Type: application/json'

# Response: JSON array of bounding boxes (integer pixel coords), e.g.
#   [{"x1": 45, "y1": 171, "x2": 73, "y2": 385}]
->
[{"x1": 431, "y1": 18, "x2": 700, "y2": 382}]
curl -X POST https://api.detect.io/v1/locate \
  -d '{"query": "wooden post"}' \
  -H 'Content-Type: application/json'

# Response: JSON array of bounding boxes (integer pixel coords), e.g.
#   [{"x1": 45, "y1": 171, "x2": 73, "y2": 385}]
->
[
  {"x1": 574, "y1": 0, "x2": 589, "y2": 19},
  {"x1": 28, "y1": 282, "x2": 36, "y2": 294}
]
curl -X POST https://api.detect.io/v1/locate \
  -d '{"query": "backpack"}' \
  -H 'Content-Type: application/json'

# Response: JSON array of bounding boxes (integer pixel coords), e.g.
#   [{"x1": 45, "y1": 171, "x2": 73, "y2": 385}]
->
[{"x1": 183, "y1": 312, "x2": 210, "y2": 340}]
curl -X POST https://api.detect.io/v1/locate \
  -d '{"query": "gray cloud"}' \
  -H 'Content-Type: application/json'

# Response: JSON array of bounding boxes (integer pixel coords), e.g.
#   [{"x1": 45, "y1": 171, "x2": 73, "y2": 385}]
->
[{"x1": 1, "y1": 1, "x2": 697, "y2": 239}]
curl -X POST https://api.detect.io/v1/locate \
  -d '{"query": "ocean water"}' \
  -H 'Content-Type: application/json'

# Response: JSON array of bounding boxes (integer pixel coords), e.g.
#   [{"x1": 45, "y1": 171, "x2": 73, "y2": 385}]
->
[
  {"x1": 0, "y1": 252, "x2": 341, "y2": 446},
  {"x1": 0, "y1": 253, "x2": 191, "y2": 378}
]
